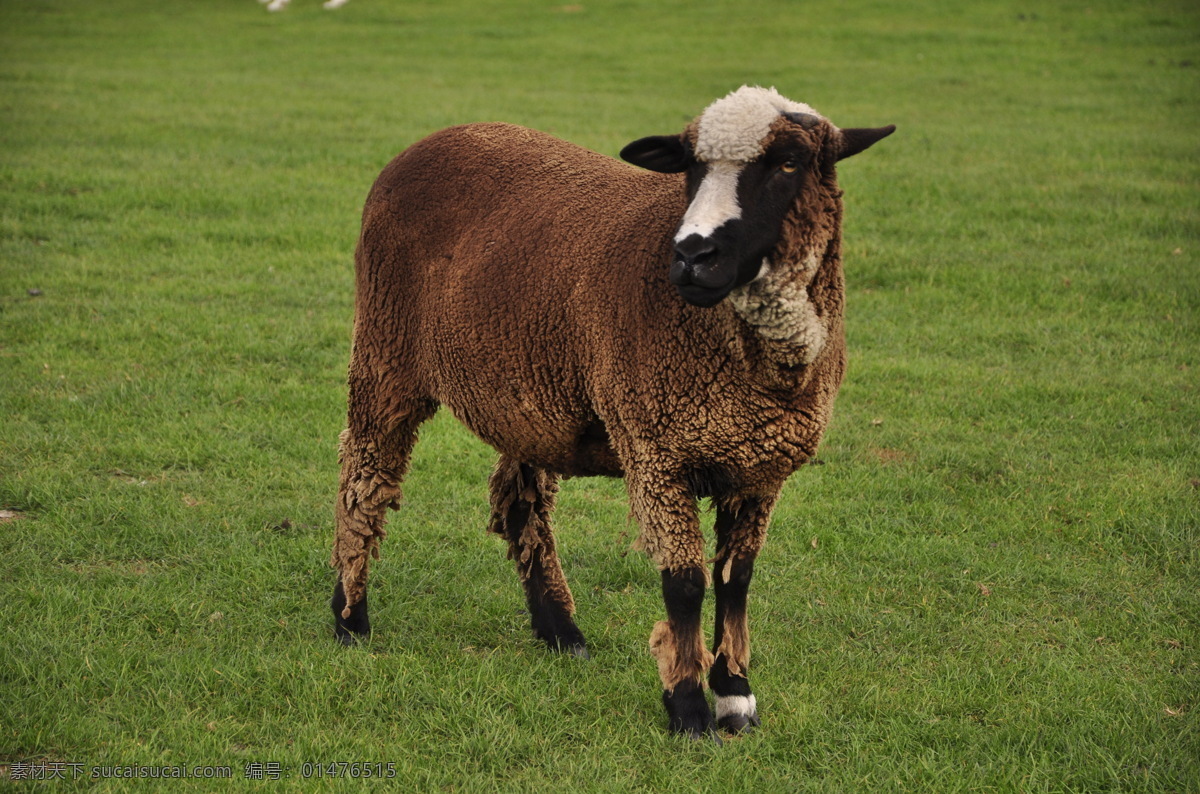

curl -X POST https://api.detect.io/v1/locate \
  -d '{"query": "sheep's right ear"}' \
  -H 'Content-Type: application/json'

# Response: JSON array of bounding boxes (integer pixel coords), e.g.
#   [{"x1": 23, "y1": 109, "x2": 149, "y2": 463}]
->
[
  {"x1": 838, "y1": 125, "x2": 896, "y2": 160},
  {"x1": 620, "y1": 135, "x2": 690, "y2": 173}
]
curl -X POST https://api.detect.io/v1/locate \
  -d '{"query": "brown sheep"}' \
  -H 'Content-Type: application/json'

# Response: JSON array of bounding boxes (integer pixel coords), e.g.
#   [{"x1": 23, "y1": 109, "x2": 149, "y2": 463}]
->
[{"x1": 330, "y1": 86, "x2": 894, "y2": 741}]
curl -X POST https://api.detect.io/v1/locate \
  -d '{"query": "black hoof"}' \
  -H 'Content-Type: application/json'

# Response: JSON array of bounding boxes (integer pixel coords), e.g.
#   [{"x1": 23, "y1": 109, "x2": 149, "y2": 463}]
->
[
  {"x1": 564, "y1": 642, "x2": 590, "y2": 659},
  {"x1": 717, "y1": 711, "x2": 761, "y2": 734},
  {"x1": 528, "y1": 599, "x2": 588, "y2": 657},
  {"x1": 331, "y1": 580, "x2": 370, "y2": 644},
  {"x1": 539, "y1": 633, "x2": 589, "y2": 658},
  {"x1": 663, "y1": 681, "x2": 718, "y2": 743}
]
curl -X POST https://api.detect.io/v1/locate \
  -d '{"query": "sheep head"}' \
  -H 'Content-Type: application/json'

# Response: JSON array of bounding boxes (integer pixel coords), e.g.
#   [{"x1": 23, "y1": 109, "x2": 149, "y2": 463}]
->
[{"x1": 621, "y1": 86, "x2": 894, "y2": 309}]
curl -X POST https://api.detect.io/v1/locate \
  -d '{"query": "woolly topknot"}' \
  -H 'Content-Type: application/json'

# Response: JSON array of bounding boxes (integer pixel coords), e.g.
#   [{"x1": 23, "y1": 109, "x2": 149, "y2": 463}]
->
[{"x1": 694, "y1": 86, "x2": 825, "y2": 163}]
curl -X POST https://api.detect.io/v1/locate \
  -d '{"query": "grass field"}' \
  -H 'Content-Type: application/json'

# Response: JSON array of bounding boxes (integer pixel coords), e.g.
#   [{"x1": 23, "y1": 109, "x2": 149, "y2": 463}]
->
[{"x1": 2, "y1": 0, "x2": 1198, "y2": 790}]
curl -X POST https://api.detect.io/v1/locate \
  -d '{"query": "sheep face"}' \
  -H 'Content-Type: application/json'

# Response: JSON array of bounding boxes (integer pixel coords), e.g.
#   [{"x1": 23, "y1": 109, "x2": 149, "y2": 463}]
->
[{"x1": 621, "y1": 86, "x2": 894, "y2": 308}]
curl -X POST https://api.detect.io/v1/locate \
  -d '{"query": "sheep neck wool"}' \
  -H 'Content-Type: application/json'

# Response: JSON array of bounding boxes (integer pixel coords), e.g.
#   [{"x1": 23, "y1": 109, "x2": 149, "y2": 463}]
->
[{"x1": 728, "y1": 252, "x2": 829, "y2": 366}]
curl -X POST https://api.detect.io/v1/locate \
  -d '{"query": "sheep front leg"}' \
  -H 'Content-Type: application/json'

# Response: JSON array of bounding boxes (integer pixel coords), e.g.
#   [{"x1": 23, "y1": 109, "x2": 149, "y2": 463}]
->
[
  {"x1": 630, "y1": 475, "x2": 717, "y2": 741},
  {"x1": 653, "y1": 565, "x2": 718, "y2": 741},
  {"x1": 709, "y1": 495, "x2": 775, "y2": 733}
]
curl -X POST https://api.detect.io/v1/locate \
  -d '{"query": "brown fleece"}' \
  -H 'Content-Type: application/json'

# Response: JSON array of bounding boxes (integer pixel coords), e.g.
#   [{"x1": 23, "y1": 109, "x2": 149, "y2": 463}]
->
[
  {"x1": 334, "y1": 117, "x2": 850, "y2": 606},
  {"x1": 649, "y1": 620, "x2": 716, "y2": 692}
]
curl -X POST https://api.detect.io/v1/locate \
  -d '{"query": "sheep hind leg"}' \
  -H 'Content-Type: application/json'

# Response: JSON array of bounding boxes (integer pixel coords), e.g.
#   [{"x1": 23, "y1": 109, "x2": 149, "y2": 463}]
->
[
  {"x1": 488, "y1": 456, "x2": 587, "y2": 657},
  {"x1": 331, "y1": 397, "x2": 435, "y2": 645}
]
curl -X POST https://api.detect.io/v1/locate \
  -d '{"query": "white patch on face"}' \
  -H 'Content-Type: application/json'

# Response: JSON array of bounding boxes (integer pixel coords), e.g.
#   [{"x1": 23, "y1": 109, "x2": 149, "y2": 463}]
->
[
  {"x1": 694, "y1": 85, "x2": 826, "y2": 163},
  {"x1": 715, "y1": 693, "x2": 758, "y2": 721},
  {"x1": 675, "y1": 161, "x2": 743, "y2": 243}
]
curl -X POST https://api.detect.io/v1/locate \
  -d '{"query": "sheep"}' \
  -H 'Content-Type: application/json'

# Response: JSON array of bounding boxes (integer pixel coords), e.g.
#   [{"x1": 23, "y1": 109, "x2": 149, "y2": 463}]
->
[
  {"x1": 330, "y1": 86, "x2": 894, "y2": 740},
  {"x1": 261, "y1": 0, "x2": 347, "y2": 11}
]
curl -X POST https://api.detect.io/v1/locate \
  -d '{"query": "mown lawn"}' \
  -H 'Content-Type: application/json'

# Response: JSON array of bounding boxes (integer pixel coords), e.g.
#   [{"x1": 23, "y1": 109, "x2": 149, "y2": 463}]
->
[{"x1": 1, "y1": 0, "x2": 1197, "y2": 790}]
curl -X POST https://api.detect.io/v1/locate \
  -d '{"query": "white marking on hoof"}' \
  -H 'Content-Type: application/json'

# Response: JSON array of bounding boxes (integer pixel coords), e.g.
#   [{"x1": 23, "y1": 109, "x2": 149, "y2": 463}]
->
[{"x1": 715, "y1": 693, "x2": 757, "y2": 721}]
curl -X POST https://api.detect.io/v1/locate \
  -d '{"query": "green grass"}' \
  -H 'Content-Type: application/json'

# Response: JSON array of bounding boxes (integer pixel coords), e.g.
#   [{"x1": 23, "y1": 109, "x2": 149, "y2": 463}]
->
[{"x1": 2, "y1": 0, "x2": 1198, "y2": 790}]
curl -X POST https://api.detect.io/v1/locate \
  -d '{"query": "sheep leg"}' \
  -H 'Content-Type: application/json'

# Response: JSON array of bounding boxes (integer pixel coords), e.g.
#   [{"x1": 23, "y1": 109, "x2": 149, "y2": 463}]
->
[
  {"x1": 709, "y1": 496, "x2": 774, "y2": 733},
  {"x1": 653, "y1": 565, "x2": 720, "y2": 742},
  {"x1": 628, "y1": 476, "x2": 719, "y2": 740},
  {"x1": 331, "y1": 388, "x2": 435, "y2": 645},
  {"x1": 488, "y1": 456, "x2": 587, "y2": 657}
]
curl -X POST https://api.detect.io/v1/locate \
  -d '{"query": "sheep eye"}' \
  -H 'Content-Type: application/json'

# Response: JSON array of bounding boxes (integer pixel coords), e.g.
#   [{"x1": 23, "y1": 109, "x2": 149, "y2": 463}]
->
[{"x1": 779, "y1": 160, "x2": 799, "y2": 174}]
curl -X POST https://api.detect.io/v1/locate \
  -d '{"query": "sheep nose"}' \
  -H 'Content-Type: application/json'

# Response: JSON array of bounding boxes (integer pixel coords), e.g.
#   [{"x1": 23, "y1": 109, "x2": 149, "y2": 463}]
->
[
  {"x1": 674, "y1": 234, "x2": 717, "y2": 267},
  {"x1": 671, "y1": 235, "x2": 724, "y2": 288}
]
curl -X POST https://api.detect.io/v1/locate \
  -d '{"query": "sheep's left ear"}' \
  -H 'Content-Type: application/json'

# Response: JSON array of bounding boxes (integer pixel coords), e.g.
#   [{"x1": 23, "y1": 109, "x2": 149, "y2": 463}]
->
[
  {"x1": 620, "y1": 135, "x2": 690, "y2": 173},
  {"x1": 837, "y1": 125, "x2": 896, "y2": 161}
]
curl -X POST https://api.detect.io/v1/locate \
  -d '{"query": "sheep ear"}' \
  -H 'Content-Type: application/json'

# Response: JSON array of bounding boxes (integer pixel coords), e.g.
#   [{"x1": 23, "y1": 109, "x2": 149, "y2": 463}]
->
[
  {"x1": 838, "y1": 125, "x2": 896, "y2": 160},
  {"x1": 620, "y1": 135, "x2": 690, "y2": 173}
]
